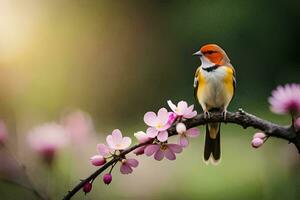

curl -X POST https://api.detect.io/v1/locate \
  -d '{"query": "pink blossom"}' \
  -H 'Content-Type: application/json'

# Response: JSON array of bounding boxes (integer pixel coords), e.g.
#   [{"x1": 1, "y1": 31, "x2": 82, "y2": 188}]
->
[
  {"x1": 90, "y1": 143, "x2": 110, "y2": 166},
  {"x1": 176, "y1": 123, "x2": 200, "y2": 147},
  {"x1": 83, "y1": 182, "x2": 92, "y2": 194},
  {"x1": 0, "y1": 121, "x2": 7, "y2": 145},
  {"x1": 269, "y1": 84, "x2": 300, "y2": 115},
  {"x1": 251, "y1": 138, "x2": 264, "y2": 148},
  {"x1": 144, "y1": 108, "x2": 170, "y2": 142},
  {"x1": 167, "y1": 100, "x2": 197, "y2": 119},
  {"x1": 144, "y1": 143, "x2": 183, "y2": 161},
  {"x1": 62, "y1": 110, "x2": 94, "y2": 144},
  {"x1": 27, "y1": 122, "x2": 69, "y2": 163},
  {"x1": 120, "y1": 158, "x2": 139, "y2": 174},
  {"x1": 103, "y1": 173, "x2": 112, "y2": 185},
  {"x1": 106, "y1": 129, "x2": 131, "y2": 150},
  {"x1": 167, "y1": 112, "x2": 177, "y2": 125}
]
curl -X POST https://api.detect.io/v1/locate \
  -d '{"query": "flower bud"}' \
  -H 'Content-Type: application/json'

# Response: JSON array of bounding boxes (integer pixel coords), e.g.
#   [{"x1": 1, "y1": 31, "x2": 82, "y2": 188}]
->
[
  {"x1": 176, "y1": 123, "x2": 186, "y2": 134},
  {"x1": 168, "y1": 112, "x2": 177, "y2": 125},
  {"x1": 251, "y1": 138, "x2": 264, "y2": 148},
  {"x1": 253, "y1": 132, "x2": 266, "y2": 139},
  {"x1": 83, "y1": 182, "x2": 92, "y2": 194},
  {"x1": 103, "y1": 173, "x2": 112, "y2": 185},
  {"x1": 90, "y1": 155, "x2": 106, "y2": 166}
]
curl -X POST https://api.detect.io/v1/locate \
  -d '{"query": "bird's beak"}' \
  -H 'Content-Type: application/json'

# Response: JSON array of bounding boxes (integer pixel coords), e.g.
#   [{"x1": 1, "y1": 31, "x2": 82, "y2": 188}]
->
[{"x1": 193, "y1": 50, "x2": 202, "y2": 57}]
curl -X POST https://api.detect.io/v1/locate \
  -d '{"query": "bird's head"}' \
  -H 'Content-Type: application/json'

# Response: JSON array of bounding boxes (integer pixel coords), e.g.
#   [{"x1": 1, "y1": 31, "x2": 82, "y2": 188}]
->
[{"x1": 193, "y1": 44, "x2": 230, "y2": 67}]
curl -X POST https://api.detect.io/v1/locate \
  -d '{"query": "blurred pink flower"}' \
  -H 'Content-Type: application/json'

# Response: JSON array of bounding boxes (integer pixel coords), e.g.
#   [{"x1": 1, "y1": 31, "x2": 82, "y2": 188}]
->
[
  {"x1": 144, "y1": 143, "x2": 182, "y2": 161},
  {"x1": 251, "y1": 138, "x2": 264, "y2": 148},
  {"x1": 176, "y1": 123, "x2": 200, "y2": 147},
  {"x1": 120, "y1": 158, "x2": 139, "y2": 174},
  {"x1": 62, "y1": 110, "x2": 94, "y2": 143},
  {"x1": 167, "y1": 100, "x2": 197, "y2": 119},
  {"x1": 27, "y1": 122, "x2": 69, "y2": 163},
  {"x1": 103, "y1": 173, "x2": 112, "y2": 185},
  {"x1": 90, "y1": 144, "x2": 110, "y2": 166},
  {"x1": 144, "y1": 108, "x2": 170, "y2": 142},
  {"x1": 83, "y1": 182, "x2": 92, "y2": 194},
  {"x1": 106, "y1": 129, "x2": 131, "y2": 150},
  {"x1": 269, "y1": 84, "x2": 300, "y2": 115},
  {"x1": 0, "y1": 121, "x2": 7, "y2": 145}
]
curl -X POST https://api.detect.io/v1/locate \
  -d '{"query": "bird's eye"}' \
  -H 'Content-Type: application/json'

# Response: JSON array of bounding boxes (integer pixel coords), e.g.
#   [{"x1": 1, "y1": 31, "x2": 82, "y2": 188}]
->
[{"x1": 204, "y1": 50, "x2": 216, "y2": 55}]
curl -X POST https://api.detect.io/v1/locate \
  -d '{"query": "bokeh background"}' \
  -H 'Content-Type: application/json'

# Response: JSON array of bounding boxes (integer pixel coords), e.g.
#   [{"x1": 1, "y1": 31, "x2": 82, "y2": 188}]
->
[{"x1": 0, "y1": 0, "x2": 300, "y2": 199}]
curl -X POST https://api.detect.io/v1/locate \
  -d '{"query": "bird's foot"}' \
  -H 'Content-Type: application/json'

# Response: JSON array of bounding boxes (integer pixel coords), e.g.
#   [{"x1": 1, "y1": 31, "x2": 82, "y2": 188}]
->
[
  {"x1": 204, "y1": 111, "x2": 211, "y2": 119},
  {"x1": 222, "y1": 110, "x2": 227, "y2": 121}
]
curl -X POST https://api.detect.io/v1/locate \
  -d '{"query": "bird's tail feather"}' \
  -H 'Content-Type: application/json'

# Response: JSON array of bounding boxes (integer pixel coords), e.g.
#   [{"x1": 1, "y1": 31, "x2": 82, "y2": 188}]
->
[{"x1": 204, "y1": 123, "x2": 221, "y2": 164}]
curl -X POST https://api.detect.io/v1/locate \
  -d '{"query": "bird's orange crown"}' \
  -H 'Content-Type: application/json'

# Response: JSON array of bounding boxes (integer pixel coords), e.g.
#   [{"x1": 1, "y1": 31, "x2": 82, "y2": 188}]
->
[{"x1": 200, "y1": 44, "x2": 230, "y2": 65}]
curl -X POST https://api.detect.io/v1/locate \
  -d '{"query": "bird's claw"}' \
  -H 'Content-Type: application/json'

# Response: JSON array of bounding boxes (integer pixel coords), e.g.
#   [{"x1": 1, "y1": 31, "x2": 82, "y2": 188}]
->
[
  {"x1": 222, "y1": 110, "x2": 227, "y2": 121},
  {"x1": 204, "y1": 111, "x2": 211, "y2": 119}
]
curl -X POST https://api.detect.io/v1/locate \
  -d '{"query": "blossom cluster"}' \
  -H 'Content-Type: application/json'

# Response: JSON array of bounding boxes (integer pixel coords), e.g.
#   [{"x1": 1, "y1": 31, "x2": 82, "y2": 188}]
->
[{"x1": 86, "y1": 100, "x2": 199, "y2": 193}]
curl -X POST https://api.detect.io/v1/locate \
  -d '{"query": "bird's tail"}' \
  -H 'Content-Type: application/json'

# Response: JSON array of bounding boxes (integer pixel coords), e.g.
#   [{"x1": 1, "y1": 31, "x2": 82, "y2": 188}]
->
[{"x1": 204, "y1": 123, "x2": 221, "y2": 165}]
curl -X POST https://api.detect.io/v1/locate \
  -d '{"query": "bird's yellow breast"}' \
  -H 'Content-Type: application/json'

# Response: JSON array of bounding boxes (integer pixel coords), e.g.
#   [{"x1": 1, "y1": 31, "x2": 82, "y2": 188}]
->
[{"x1": 196, "y1": 66, "x2": 234, "y2": 110}]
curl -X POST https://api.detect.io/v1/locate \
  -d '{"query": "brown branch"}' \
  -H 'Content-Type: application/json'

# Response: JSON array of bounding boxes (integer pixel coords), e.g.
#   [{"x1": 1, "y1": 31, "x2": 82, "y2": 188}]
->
[{"x1": 62, "y1": 109, "x2": 299, "y2": 200}]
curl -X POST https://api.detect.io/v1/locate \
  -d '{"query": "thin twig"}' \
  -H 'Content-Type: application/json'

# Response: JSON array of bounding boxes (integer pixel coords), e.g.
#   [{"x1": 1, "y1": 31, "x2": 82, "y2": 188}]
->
[{"x1": 62, "y1": 110, "x2": 300, "y2": 200}]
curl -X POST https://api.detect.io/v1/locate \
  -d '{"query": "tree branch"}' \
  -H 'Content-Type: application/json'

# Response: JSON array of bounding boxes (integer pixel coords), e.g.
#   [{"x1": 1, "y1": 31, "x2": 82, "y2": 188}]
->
[{"x1": 62, "y1": 109, "x2": 299, "y2": 200}]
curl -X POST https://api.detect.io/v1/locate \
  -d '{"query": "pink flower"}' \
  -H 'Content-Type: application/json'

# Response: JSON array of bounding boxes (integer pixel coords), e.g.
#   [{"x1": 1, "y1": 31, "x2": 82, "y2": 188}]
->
[
  {"x1": 0, "y1": 121, "x2": 7, "y2": 145},
  {"x1": 269, "y1": 84, "x2": 300, "y2": 115},
  {"x1": 144, "y1": 143, "x2": 183, "y2": 161},
  {"x1": 133, "y1": 131, "x2": 151, "y2": 155},
  {"x1": 176, "y1": 123, "x2": 200, "y2": 147},
  {"x1": 167, "y1": 100, "x2": 197, "y2": 119},
  {"x1": 167, "y1": 112, "x2": 177, "y2": 125},
  {"x1": 90, "y1": 144, "x2": 110, "y2": 166},
  {"x1": 103, "y1": 173, "x2": 112, "y2": 185},
  {"x1": 251, "y1": 138, "x2": 264, "y2": 148},
  {"x1": 144, "y1": 108, "x2": 170, "y2": 142},
  {"x1": 120, "y1": 158, "x2": 139, "y2": 174},
  {"x1": 83, "y1": 182, "x2": 92, "y2": 194},
  {"x1": 27, "y1": 122, "x2": 69, "y2": 163},
  {"x1": 106, "y1": 129, "x2": 131, "y2": 150},
  {"x1": 62, "y1": 110, "x2": 94, "y2": 144}
]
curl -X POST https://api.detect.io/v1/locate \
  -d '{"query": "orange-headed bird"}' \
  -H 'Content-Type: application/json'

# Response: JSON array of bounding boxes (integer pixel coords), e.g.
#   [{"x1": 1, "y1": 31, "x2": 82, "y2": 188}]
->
[{"x1": 193, "y1": 44, "x2": 236, "y2": 164}]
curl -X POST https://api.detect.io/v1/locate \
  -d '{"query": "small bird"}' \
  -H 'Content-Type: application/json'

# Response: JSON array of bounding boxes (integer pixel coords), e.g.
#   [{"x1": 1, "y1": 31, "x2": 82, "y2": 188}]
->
[{"x1": 193, "y1": 44, "x2": 236, "y2": 164}]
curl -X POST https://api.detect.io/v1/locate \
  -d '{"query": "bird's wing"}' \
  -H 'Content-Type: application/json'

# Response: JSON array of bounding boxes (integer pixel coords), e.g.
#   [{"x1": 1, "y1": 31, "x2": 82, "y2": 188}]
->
[{"x1": 194, "y1": 67, "x2": 200, "y2": 102}]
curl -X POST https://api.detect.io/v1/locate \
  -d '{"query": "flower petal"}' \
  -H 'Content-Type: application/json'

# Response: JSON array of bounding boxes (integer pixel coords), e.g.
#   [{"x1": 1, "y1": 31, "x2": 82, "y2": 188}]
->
[
  {"x1": 134, "y1": 131, "x2": 150, "y2": 143},
  {"x1": 126, "y1": 158, "x2": 139, "y2": 168},
  {"x1": 118, "y1": 137, "x2": 131, "y2": 149},
  {"x1": 177, "y1": 101, "x2": 188, "y2": 114},
  {"x1": 157, "y1": 108, "x2": 169, "y2": 125},
  {"x1": 167, "y1": 100, "x2": 177, "y2": 112},
  {"x1": 179, "y1": 135, "x2": 189, "y2": 147},
  {"x1": 120, "y1": 163, "x2": 133, "y2": 174},
  {"x1": 144, "y1": 144, "x2": 160, "y2": 156},
  {"x1": 186, "y1": 128, "x2": 200, "y2": 138},
  {"x1": 144, "y1": 112, "x2": 157, "y2": 126},
  {"x1": 154, "y1": 149, "x2": 164, "y2": 161},
  {"x1": 97, "y1": 143, "x2": 110, "y2": 156},
  {"x1": 106, "y1": 135, "x2": 116, "y2": 149},
  {"x1": 133, "y1": 146, "x2": 146, "y2": 155},
  {"x1": 165, "y1": 148, "x2": 176, "y2": 160},
  {"x1": 167, "y1": 144, "x2": 183, "y2": 153},
  {"x1": 183, "y1": 110, "x2": 197, "y2": 119},
  {"x1": 157, "y1": 131, "x2": 168, "y2": 142},
  {"x1": 146, "y1": 127, "x2": 158, "y2": 138},
  {"x1": 112, "y1": 129, "x2": 123, "y2": 144}
]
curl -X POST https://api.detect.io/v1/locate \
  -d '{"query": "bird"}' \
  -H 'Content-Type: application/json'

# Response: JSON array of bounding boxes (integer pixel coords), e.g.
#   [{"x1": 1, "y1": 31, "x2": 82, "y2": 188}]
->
[{"x1": 193, "y1": 44, "x2": 236, "y2": 164}]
